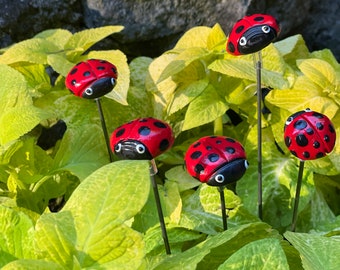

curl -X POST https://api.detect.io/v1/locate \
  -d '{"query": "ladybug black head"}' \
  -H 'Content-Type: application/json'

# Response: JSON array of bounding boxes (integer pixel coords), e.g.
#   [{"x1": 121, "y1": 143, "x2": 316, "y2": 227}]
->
[
  {"x1": 238, "y1": 25, "x2": 277, "y2": 54},
  {"x1": 114, "y1": 140, "x2": 153, "y2": 160},
  {"x1": 82, "y1": 77, "x2": 116, "y2": 99},
  {"x1": 207, "y1": 159, "x2": 249, "y2": 186}
]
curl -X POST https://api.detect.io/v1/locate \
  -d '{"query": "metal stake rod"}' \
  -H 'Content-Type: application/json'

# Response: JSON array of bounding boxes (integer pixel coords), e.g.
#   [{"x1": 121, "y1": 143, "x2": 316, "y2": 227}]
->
[
  {"x1": 150, "y1": 159, "x2": 171, "y2": 254},
  {"x1": 254, "y1": 51, "x2": 263, "y2": 220},
  {"x1": 218, "y1": 186, "x2": 228, "y2": 230},
  {"x1": 291, "y1": 160, "x2": 305, "y2": 232},
  {"x1": 95, "y1": 98, "x2": 114, "y2": 162}
]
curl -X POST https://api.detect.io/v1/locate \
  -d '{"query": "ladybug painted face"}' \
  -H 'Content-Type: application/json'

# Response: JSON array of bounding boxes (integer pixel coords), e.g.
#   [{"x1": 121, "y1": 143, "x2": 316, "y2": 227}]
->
[
  {"x1": 110, "y1": 117, "x2": 175, "y2": 160},
  {"x1": 227, "y1": 14, "x2": 280, "y2": 56},
  {"x1": 184, "y1": 136, "x2": 249, "y2": 186},
  {"x1": 284, "y1": 109, "x2": 336, "y2": 160},
  {"x1": 65, "y1": 59, "x2": 118, "y2": 99}
]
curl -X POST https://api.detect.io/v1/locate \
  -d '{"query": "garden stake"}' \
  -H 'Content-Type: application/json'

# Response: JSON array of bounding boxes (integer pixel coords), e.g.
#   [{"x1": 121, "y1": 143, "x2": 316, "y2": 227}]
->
[
  {"x1": 291, "y1": 160, "x2": 304, "y2": 232},
  {"x1": 184, "y1": 136, "x2": 249, "y2": 231},
  {"x1": 284, "y1": 109, "x2": 336, "y2": 232},
  {"x1": 226, "y1": 14, "x2": 280, "y2": 219},
  {"x1": 110, "y1": 117, "x2": 175, "y2": 254},
  {"x1": 150, "y1": 159, "x2": 171, "y2": 254},
  {"x1": 95, "y1": 98, "x2": 114, "y2": 162},
  {"x1": 65, "y1": 59, "x2": 118, "y2": 163},
  {"x1": 255, "y1": 51, "x2": 263, "y2": 220},
  {"x1": 218, "y1": 186, "x2": 228, "y2": 230}
]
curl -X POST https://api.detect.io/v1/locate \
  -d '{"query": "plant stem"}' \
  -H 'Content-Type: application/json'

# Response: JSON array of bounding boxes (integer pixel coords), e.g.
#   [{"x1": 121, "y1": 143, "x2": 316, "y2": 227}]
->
[
  {"x1": 218, "y1": 186, "x2": 228, "y2": 230},
  {"x1": 254, "y1": 51, "x2": 263, "y2": 220},
  {"x1": 214, "y1": 116, "x2": 224, "y2": 136},
  {"x1": 291, "y1": 160, "x2": 305, "y2": 232},
  {"x1": 150, "y1": 159, "x2": 171, "y2": 254},
  {"x1": 95, "y1": 98, "x2": 114, "y2": 162}
]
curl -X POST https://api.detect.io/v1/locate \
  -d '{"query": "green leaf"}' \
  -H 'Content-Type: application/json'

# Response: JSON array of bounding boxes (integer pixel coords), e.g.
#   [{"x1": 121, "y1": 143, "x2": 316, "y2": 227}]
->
[
  {"x1": 2, "y1": 259, "x2": 63, "y2": 270},
  {"x1": 47, "y1": 54, "x2": 77, "y2": 77},
  {"x1": 209, "y1": 58, "x2": 289, "y2": 89},
  {"x1": 88, "y1": 50, "x2": 130, "y2": 105},
  {"x1": 0, "y1": 38, "x2": 60, "y2": 65},
  {"x1": 174, "y1": 26, "x2": 212, "y2": 49},
  {"x1": 64, "y1": 26, "x2": 124, "y2": 56},
  {"x1": 36, "y1": 160, "x2": 150, "y2": 269},
  {"x1": 182, "y1": 84, "x2": 228, "y2": 131},
  {"x1": 0, "y1": 206, "x2": 36, "y2": 267},
  {"x1": 207, "y1": 23, "x2": 227, "y2": 51},
  {"x1": 165, "y1": 166, "x2": 201, "y2": 192},
  {"x1": 218, "y1": 238, "x2": 289, "y2": 270},
  {"x1": 0, "y1": 106, "x2": 52, "y2": 145},
  {"x1": 153, "y1": 222, "x2": 280, "y2": 270},
  {"x1": 129, "y1": 56, "x2": 153, "y2": 89},
  {"x1": 34, "y1": 29, "x2": 73, "y2": 49},
  {"x1": 284, "y1": 232, "x2": 340, "y2": 270}
]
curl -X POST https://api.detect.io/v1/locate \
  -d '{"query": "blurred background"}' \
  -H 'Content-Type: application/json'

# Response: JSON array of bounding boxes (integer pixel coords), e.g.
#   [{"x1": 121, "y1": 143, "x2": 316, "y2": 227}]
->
[{"x1": 0, "y1": 0, "x2": 339, "y2": 60}]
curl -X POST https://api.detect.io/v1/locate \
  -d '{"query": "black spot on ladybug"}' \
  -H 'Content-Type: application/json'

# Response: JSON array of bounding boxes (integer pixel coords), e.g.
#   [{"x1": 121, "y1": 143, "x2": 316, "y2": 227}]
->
[
  {"x1": 112, "y1": 67, "x2": 117, "y2": 73},
  {"x1": 303, "y1": 152, "x2": 310, "y2": 158},
  {"x1": 235, "y1": 25, "x2": 244, "y2": 33},
  {"x1": 313, "y1": 141, "x2": 320, "y2": 148},
  {"x1": 316, "y1": 122, "x2": 324, "y2": 130},
  {"x1": 154, "y1": 121, "x2": 167, "y2": 128},
  {"x1": 227, "y1": 42, "x2": 235, "y2": 53},
  {"x1": 225, "y1": 147, "x2": 235, "y2": 154},
  {"x1": 210, "y1": 136, "x2": 217, "y2": 138},
  {"x1": 313, "y1": 112, "x2": 324, "y2": 119},
  {"x1": 138, "y1": 126, "x2": 151, "y2": 136},
  {"x1": 139, "y1": 118, "x2": 148, "y2": 122},
  {"x1": 291, "y1": 150, "x2": 297, "y2": 156},
  {"x1": 71, "y1": 79, "x2": 77, "y2": 85},
  {"x1": 296, "y1": 134, "x2": 308, "y2": 147},
  {"x1": 226, "y1": 138, "x2": 236, "y2": 143},
  {"x1": 70, "y1": 68, "x2": 78, "y2": 75},
  {"x1": 191, "y1": 151, "x2": 202, "y2": 159},
  {"x1": 316, "y1": 152, "x2": 325, "y2": 158},
  {"x1": 193, "y1": 142, "x2": 201, "y2": 148},
  {"x1": 285, "y1": 136, "x2": 292, "y2": 147},
  {"x1": 216, "y1": 140, "x2": 222, "y2": 144},
  {"x1": 324, "y1": 135, "x2": 330, "y2": 142},
  {"x1": 208, "y1": 153, "x2": 219, "y2": 162},
  {"x1": 329, "y1": 124, "x2": 335, "y2": 133},
  {"x1": 99, "y1": 60, "x2": 107, "y2": 63},
  {"x1": 116, "y1": 128, "x2": 125, "y2": 137},
  {"x1": 294, "y1": 119, "x2": 307, "y2": 130},
  {"x1": 83, "y1": 71, "x2": 91, "y2": 77},
  {"x1": 159, "y1": 139, "x2": 169, "y2": 151},
  {"x1": 306, "y1": 128, "x2": 314, "y2": 135},
  {"x1": 97, "y1": 66, "x2": 105, "y2": 70},
  {"x1": 194, "y1": 164, "x2": 204, "y2": 174},
  {"x1": 206, "y1": 146, "x2": 212, "y2": 150},
  {"x1": 254, "y1": 16, "x2": 264, "y2": 21}
]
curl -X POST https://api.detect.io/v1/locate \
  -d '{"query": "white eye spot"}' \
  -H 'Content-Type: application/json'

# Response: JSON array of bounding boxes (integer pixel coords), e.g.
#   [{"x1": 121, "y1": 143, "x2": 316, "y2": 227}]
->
[
  {"x1": 285, "y1": 117, "x2": 294, "y2": 126},
  {"x1": 136, "y1": 144, "x2": 146, "y2": 154},
  {"x1": 239, "y1": 36, "x2": 247, "y2": 46},
  {"x1": 111, "y1": 78, "x2": 116, "y2": 85},
  {"x1": 115, "y1": 143, "x2": 122, "y2": 152},
  {"x1": 262, "y1": 25, "x2": 270, "y2": 33},
  {"x1": 85, "y1": 88, "x2": 93, "y2": 95},
  {"x1": 244, "y1": 160, "x2": 249, "y2": 169},
  {"x1": 215, "y1": 174, "x2": 225, "y2": 184}
]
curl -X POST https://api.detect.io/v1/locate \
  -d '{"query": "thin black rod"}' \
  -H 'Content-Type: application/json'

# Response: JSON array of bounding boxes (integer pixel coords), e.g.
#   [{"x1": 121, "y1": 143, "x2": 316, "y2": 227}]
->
[
  {"x1": 218, "y1": 186, "x2": 228, "y2": 230},
  {"x1": 150, "y1": 159, "x2": 171, "y2": 254},
  {"x1": 95, "y1": 98, "x2": 114, "y2": 162},
  {"x1": 291, "y1": 160, "x2": 305, "y2": 232},
  {"x1": 254, "y1": 51, "x2": 263, "y2": 220}
]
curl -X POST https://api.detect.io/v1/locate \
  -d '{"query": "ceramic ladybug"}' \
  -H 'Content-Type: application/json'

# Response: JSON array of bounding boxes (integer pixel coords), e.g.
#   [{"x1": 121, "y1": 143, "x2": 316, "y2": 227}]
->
[
  {"x1": 65, "y1": 59, "x2": 118, "y2": 99},
  {"x1": 184, "y1": 136, "x2": 249, "y2": 186},
  {"x1": 110, "y1": 117, "x2": 175, "y2": 160},
  {"x1": 284, "y1": 109, "x2": 336, "y2": 160},
  {"x1": 227, "y1": 14, "x2": 280, "y2": 56}
]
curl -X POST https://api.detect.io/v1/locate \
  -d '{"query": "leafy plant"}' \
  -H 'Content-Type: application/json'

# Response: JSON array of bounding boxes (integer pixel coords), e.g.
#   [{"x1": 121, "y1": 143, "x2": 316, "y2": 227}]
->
[{"x1": 0, "y1": 23, "x2": 340, "y2": 269}]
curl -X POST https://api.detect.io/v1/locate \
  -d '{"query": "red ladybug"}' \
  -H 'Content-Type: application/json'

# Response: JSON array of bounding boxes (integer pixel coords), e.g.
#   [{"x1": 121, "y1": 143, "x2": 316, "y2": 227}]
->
[
  {"x1": 226, "y1": 14, "x2": 280, "y2": 56},
  {"x1": 65, "y1": 59, "x2": 118, "y2": 99},
  {"x1": 184, "y1": 136, "x2": 249, "y2": 186},
  {"x1": 284, "y1": 109, "x2": 336, "y2": 160},
  {"x1": 110, "y1": 117, "x2": 175, "y2": 160}
]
